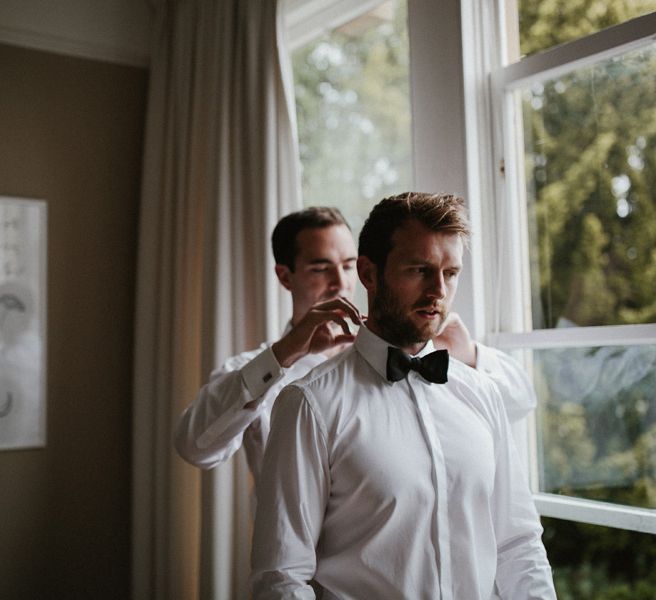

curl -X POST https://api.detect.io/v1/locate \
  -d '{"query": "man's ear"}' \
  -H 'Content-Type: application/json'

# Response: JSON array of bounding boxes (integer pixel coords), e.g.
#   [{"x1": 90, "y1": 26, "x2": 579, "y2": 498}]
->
[
  {"x1": 357, "y1": 256, "x2": 378, "y2": 293},
  {"x1": 275, "y1": 264, "x2": 293, "y2": 291}
]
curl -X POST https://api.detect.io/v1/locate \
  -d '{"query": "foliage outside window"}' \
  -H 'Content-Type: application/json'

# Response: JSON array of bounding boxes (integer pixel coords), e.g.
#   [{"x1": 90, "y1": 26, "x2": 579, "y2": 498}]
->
[
  {"x1": 518, "y1": 0, "x2": 656, "y2": 58},
  {"x1": 542, "y1": 516, "x2": 656, "y2": 600},
  {"x1": 292, "y1": 0, "x2": 412, "y2": 238},
  {"x1": 499, "y1": 1, "x2": 656, "y2": 597}
]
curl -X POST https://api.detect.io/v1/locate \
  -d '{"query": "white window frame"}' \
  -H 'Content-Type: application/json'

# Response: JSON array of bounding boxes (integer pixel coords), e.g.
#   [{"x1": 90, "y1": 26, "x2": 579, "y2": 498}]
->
[
  {"x1": 470, "y1": 4, "x2": 656, "y2": 534},
  {"x1": 285, "y1": 0, "x2": 389, "y2": 50}
]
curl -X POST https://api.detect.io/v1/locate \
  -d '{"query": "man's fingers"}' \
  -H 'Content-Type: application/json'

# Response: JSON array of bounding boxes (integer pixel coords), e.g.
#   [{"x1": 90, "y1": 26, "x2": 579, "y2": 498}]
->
[
  {"x1": 299, "y1": 310, "x2": 352, "y2": 337},
  {"x1": 328, "y1": 314, "x2": 352, "y2": 336},
  {"x1": 312, "y1": 297, "x2": 363, "y2": 325},
  {"x1": 336, "y1": 296, "x2": 363, "y2": 324},
  {"x1": 332, "y1": 334, "x2": 356, "y2": 349},
  {"x1": 306, "y1": 307, "x2": 361, "y2": 335}
]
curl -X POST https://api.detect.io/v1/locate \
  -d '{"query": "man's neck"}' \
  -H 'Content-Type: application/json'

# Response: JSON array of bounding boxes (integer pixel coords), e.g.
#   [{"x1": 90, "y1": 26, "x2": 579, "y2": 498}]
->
[{"x1": 364, "y1": 321, "x2": 428, "y2": 356}]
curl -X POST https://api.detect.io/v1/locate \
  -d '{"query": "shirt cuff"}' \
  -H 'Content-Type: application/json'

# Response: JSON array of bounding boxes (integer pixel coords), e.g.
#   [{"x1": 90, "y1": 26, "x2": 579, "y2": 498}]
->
[
  {"x1": 474, "y1": 342, "x2": 502, "y2": 376},
  {"x1": 240, "y1": 346, "x2": 285, "y2": 406}
]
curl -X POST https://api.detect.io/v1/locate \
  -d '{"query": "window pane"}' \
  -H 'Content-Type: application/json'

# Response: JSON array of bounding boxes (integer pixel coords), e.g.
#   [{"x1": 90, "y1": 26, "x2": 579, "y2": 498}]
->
[
  {"x1": 542, "y1": 516, "x2": 656, "y2": 600},
  {"x1": 534, "y1": 344, "x2": 656, "y2": 509},
  {"x1": 517, "y1": 2, "x2": 656, "y2": 58},
  {"x1": 292, "y1": 0, "x2": 412, "y2": 236},
  {"x1": 520, "y1": 44, "x2": 656, "y2": 329}
]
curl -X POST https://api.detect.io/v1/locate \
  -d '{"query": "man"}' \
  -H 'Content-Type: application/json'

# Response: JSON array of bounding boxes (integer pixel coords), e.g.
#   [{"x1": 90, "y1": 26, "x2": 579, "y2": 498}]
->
[
  {"x1": 174, "y1": 207, "x2": 361, "y2": 484},
  {"x1": 251, "y1": 193, "x2": 556, "y2": 599},
  {"x1": 175, "y1": 205, "x2": 536, "y2": 489}
]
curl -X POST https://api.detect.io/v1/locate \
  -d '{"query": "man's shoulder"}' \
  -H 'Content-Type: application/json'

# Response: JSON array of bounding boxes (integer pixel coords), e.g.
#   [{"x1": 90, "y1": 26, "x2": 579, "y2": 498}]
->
[
  {"x1": 280, "y1": 345, "x2": 373, "y2": 420},
  {"x1": 274, "y1": 346, "x2": 370, "y2": 440},
  {"x1": 292, "y1": 345, "x2": 358, "y2": 392}
]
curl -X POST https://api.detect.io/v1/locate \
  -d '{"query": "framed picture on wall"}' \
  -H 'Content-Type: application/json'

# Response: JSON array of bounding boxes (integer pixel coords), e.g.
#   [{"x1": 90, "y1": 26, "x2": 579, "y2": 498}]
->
[{"x1": 0, "y1": 196, "x2": 47, "y2": 450}]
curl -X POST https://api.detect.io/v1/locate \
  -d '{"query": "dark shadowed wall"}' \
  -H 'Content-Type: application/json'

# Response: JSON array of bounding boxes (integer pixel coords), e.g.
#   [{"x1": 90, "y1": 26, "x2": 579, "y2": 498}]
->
[{"x1": 0, "y1": 42, "x2": 147, "y2": 599}]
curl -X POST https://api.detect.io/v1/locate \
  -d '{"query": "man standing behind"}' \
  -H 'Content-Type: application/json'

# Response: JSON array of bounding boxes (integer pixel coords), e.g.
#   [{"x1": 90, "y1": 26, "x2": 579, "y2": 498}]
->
[
  {"x1": 174, "y1": 207, "x2": 362, "y2": 485},
  {"x1": 251, "y1": 192, "x2": 556, "y2": 599}
]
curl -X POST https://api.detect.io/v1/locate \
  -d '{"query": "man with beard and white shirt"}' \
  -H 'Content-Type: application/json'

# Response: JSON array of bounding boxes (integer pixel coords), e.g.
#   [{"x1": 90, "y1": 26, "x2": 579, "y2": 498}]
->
[
  {"x1": 175, "y1": 205, "x2": 537, "y2": 491},
  {"x1": 251, "y1": 192, "x2": 556, "y2": 600}
]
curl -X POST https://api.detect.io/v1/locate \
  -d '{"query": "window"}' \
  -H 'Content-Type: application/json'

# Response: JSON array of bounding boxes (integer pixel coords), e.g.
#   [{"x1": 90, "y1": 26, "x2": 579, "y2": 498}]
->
[
  {"x1": 287, "y1": 0, "x2": 412, "y2": 238},
  {"x1": 477, "y1": 1, "x2": 656, "y2": 596}
]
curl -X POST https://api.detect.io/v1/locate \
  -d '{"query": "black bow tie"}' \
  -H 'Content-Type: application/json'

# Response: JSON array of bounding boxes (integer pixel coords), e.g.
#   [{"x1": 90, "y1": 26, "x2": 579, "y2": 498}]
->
[{"x1": 386, "y1": 347, "x2": 449, "y2": 383}]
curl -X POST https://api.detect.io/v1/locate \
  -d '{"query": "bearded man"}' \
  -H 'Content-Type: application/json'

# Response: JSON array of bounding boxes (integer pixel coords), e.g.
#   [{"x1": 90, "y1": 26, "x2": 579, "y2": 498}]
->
[{"x1": 251, "y1": 192, "x2": 556, "y2": 600}]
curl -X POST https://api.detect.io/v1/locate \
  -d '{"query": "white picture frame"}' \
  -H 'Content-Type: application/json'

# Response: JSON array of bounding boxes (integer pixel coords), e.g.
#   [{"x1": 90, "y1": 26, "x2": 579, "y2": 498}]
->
[{"x1": 0, "y1": 196, "x2": 47, "y2": 450}]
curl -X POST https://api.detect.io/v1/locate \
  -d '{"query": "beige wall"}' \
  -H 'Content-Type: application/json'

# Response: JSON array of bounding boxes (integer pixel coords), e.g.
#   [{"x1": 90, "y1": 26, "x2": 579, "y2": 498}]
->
[{"x1": 0, "y1": 42, "x2": 147, "y2": 599}]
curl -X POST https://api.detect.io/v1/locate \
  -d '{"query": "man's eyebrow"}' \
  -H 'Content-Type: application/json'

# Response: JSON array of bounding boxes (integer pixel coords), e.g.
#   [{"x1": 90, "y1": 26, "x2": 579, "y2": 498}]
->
[
  {"x1": 307, "y1": 256, "x2": 357, "y2": 265},
  {"x1": 400, "y1": 257, "x2": 462, "y2": 269},
  {"x1": 399, "y1": 256, "x2": 431, "y2": 265}
]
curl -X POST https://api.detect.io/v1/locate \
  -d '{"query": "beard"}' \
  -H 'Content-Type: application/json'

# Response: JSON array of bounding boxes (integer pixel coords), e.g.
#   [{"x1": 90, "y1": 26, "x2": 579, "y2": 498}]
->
[{"x1": 370, "y1": 277, "x2": 446, "y2": 349}]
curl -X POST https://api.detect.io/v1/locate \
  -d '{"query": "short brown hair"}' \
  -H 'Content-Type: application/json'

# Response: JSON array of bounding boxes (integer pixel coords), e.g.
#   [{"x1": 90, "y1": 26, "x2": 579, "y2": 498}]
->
[
  {"x1": 271, "y1": 206, "x2": 350, "y2": 271},
  {"x1": 358, "y1": 191, "x2": 470, "y2": 270}
]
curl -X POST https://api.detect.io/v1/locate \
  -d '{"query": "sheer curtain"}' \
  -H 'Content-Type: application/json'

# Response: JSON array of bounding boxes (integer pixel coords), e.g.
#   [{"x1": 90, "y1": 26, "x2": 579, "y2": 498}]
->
[{"x1": 131, "y1": 1, "x2": 301, "y2": 598}]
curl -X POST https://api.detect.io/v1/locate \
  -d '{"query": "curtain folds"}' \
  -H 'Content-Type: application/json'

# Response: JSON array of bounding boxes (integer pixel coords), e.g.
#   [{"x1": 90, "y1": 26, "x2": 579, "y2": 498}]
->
[{"x1": 132, "y1": 1, "x2": 301, "y2": 598}]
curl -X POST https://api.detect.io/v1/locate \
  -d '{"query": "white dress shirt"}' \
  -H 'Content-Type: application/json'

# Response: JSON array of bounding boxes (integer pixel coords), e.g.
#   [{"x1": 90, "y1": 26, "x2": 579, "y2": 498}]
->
[
  {"x1": 251, "y1": 325, "x2": 556, "y2": 600},
  {"x1": 174, "y1": 342, "x2": 327, "y2": 484},
  {"x1": 174, "y1": 325, "x2": 537, "y2": 487}
]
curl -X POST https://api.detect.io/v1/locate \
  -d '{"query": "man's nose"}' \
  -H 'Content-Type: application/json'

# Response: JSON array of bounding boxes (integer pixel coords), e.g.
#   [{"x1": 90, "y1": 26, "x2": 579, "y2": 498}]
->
[
  {"x1": 329, "y1": 266, "x2": 348, "y2": 292},
  {"x1": 426, "y1": 272, "x2": 446, "y2": 300}
]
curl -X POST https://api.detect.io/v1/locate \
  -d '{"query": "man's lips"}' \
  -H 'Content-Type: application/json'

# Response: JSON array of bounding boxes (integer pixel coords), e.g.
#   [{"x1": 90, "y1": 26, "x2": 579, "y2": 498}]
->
[{"x1": 414, "y1": 306, "x2": 444, "y2": 320}]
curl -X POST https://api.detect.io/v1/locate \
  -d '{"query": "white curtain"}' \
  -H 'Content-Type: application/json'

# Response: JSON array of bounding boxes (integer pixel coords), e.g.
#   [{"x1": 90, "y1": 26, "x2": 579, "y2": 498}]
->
[{"x1": 131, "y1": 1, "x2": 301, "y2": 598}]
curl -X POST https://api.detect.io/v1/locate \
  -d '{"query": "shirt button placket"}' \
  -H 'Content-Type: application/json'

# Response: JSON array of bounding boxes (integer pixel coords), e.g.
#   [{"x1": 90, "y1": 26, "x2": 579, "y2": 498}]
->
[{"x1": 407, "y1": 374, "x2": 453, "y2": 600}]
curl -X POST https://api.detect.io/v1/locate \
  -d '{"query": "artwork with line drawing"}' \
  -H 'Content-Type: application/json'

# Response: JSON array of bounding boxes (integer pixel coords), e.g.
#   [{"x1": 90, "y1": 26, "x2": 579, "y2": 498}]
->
[{"x1": 0, "y1": 196, "x2": 46, "y2": 450}]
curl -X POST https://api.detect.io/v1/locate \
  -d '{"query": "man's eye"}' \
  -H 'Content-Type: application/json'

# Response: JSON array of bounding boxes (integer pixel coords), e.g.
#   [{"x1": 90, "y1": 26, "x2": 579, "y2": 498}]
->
[
  {"x1": 311, "y1": 268, "x2": 328, "y2": 273},
  {"x1": 343, "y1": 263, "x2": 355, "y2": 271},
  {"x1": 445, "y1": 270, "x2": 458, "y2": 279}
]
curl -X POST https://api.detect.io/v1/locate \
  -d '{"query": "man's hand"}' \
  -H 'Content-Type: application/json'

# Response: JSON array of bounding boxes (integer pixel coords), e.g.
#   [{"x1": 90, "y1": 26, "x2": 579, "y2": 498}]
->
[
  {"x1": 272, "y1": 297, "x2": 363, "y2": 368},
  {"x1": 433, "y1": 312, "x2": 477, "y2": 368}
]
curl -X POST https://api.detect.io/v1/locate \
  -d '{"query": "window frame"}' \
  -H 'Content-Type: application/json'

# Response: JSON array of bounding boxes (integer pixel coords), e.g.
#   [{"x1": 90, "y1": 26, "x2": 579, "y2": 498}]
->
[
  {"x1": 476, "y1": 4, "x2": 656, "y2": 533},
  {"x1": 285, "y1": 0, "x2": 389, "y2": 50}
]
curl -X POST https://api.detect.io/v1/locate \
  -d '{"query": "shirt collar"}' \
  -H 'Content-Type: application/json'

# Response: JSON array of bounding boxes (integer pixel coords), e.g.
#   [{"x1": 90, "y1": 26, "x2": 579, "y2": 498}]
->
[{"x1": 355, "y1": 323, "x2": 436, "y2": 382}]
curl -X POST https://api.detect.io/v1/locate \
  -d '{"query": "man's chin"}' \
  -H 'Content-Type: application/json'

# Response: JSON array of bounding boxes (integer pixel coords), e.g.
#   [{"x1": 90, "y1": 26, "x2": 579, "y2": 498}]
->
[
  {"x1": 392, "y1": 325, "x2": 436, "y2": 351},
  {"x1": 412, "y1": 318, "x2": 442, "y2": 340}
]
